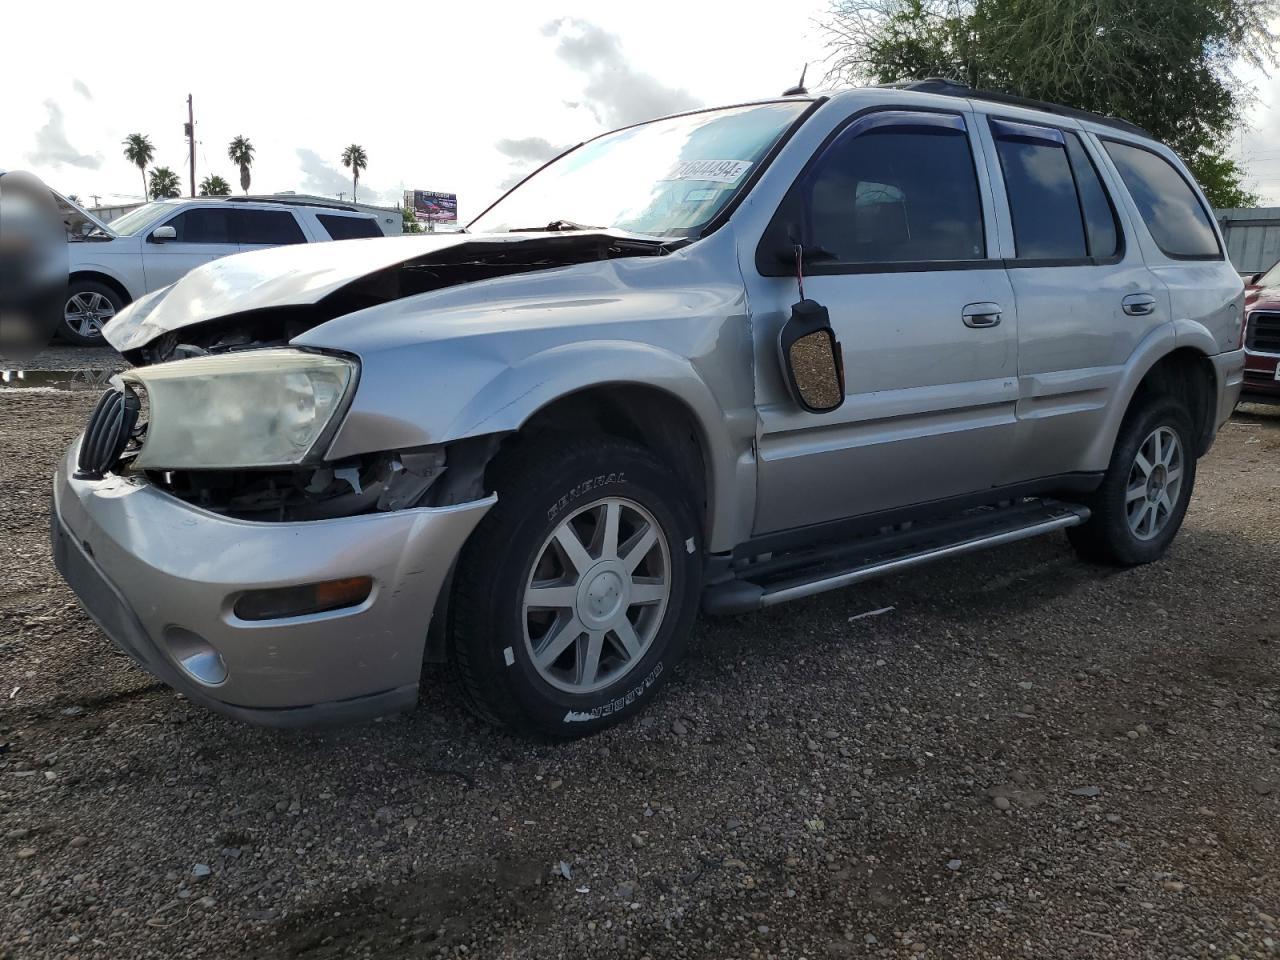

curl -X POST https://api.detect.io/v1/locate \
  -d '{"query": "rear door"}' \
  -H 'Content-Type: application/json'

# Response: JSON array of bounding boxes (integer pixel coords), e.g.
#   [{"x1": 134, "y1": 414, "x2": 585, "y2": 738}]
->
[
  {"x1": 747, "y1": 108, "x2": 1020, "y2": 535},
  {"x1": 233, "y1": 208, "x2": 309, "y2": 253},
  {"x1": 141, "y1": 207, "x2": 238, "y2": 291},
  {"x1": 975, "y1": 113, "x2": 1167, "y2": 483}
]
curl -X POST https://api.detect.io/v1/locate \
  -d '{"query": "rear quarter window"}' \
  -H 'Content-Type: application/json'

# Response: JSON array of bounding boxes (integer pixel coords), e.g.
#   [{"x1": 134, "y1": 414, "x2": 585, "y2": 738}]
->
[
  {"x1": 318, "y1": 215, "x2": 382, "y2": 240},
  {"x1": 1102, "y1": 141, "x2": 1220, "y2": 259}
]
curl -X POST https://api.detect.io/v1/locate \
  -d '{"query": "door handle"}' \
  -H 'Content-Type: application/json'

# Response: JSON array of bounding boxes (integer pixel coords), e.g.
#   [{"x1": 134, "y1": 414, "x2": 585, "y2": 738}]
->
[
  {"x1": 962, "y1": 302, "x2": 1002, "y2": 328},
  {"x1": 1122, "y1": 293, "x2": 1157, "y2": 316}
]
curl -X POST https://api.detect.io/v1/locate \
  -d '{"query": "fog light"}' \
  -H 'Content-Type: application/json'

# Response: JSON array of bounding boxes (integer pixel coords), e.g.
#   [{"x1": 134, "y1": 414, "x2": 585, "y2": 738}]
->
[
  {"x1": 163, "y1": 627, "x2": 228, "y2": 686},
  {"x1": 233, "y1": 576, "x2": 373, "y2": 621}
]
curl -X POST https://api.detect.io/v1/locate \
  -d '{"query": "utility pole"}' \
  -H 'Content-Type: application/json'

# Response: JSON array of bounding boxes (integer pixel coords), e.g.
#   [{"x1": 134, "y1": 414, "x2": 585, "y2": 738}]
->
[
  {"x1": 90, "y1": 194, "x2": 101, "y2": 207},
  {"x1": 185, "y1": 94, "x2": 196, "y2": 197}
]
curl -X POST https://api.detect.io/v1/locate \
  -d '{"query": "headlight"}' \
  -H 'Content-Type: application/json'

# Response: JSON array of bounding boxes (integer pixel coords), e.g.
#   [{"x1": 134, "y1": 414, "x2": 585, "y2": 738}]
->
[{"x1": 123, "y1": 349, "x2": 356, "y2": 470}]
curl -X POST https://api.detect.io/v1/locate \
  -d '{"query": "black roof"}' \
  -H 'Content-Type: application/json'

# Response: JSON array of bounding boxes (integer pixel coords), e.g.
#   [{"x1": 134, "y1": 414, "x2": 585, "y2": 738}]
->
[
  {"x1": 883, "y1": 79, "x2": 1151, "y2": 138},
  {"x1": 222, "y1": 196, "x2": 361, "y2": 213}
]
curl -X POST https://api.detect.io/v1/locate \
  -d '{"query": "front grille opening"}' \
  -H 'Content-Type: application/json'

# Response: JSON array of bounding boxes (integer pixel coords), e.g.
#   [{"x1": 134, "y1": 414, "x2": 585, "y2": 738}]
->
[{"x1": 1247, "y1": 311, "x2": 1280, "y2": 353}]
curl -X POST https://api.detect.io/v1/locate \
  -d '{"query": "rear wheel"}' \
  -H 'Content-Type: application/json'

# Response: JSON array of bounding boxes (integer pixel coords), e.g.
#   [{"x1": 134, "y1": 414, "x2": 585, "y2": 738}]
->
[
  {"x1": 1067, "y1": 397, "x2": 1197, "y2": 566},
  {"x1": 61, "y1": 280, "x2": 122, "y2": 346},
  {"x1": 449, "y1": 436, "x2": 702, "y2": 737}
]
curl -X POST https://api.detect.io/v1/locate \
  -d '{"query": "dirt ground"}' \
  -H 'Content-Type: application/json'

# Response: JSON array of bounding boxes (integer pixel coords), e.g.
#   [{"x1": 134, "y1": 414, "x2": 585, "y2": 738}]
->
[{"x1": 1, "y1": 346, "x2": 1278, "y2": 959}]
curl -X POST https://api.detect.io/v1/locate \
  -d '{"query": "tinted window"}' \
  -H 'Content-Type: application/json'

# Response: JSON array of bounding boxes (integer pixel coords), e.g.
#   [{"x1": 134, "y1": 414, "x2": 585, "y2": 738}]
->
[
  {"x1": 234, "y1": 209, "x2": 306, "y2": 245},
  {"x1": 1064, "y1": 133, "x2": 1119, "y2": 258},
  {"x1": 1103, "y1": 141, "x2": 1220, "y2": 258},
  {"x1": 166, "y1": 208, "x2": 234, "y2": 244},
  {"x1": 992, "y1": 124, "x2": 1086, "y2": 260},
  {"x1": 318, "y1": 214, "x2": 381, "y2": 240},
  {"x1": 796, "y1": 118, "x2": 986, "y2": 264}
]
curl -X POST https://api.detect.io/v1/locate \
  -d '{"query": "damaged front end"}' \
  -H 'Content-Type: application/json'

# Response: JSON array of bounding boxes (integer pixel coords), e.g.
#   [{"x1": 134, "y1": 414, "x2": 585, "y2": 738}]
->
[
  {"x1": 144, "y1": 434, "x2": 502, "y2": 522},
  {"x1": 110, "y1": 230, "x2": 671, "y2": 365}
]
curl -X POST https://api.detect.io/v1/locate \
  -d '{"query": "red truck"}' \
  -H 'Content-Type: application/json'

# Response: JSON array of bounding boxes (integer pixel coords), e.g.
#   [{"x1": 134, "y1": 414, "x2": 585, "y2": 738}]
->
[{"x1": 1243, "y1": 263, "x2": 1280, "y2": 402}]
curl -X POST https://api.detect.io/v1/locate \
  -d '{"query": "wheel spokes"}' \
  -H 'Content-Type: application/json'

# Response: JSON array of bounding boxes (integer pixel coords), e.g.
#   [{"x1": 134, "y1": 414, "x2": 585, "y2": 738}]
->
[
  {"x1": 620, "y1": 524, "x2": 658, "y2": 574},
  {"x1": 612, "y1": 617, "x2": 644, "y2": 660},
  {"x1": 578, "y1": 630, "x2": 605, "y2": 686},
  {"x1": 525, "y1": 584, "x2": 577, "y2": 609},
  {"x1": 553, "y1": 524, "x2": 593, "y2": 576},
  {"x1": 535, "y1": 615, "x2": 583, "y2": 670},
  {"x1": 599, "y1": 500, "x2": 621, "y2": 561}
]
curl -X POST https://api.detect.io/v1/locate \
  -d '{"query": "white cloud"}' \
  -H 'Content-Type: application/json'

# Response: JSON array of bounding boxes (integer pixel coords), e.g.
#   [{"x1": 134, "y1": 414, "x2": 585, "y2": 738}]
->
[{"x1": 26, "y1": 100, "x2": 101, "y2": 170}]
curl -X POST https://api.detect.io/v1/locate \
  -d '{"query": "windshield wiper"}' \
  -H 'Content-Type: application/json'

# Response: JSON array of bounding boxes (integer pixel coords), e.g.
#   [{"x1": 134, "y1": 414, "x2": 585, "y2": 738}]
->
[{"x1": 508, "y1": 219, "x2": 603, "y2": 233}]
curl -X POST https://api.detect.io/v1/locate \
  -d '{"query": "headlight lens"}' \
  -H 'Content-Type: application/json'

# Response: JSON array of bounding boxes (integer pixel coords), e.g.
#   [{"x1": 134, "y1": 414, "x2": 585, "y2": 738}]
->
[{"x1": 124, "y1": 349, "x2": 356, "y2": 470}]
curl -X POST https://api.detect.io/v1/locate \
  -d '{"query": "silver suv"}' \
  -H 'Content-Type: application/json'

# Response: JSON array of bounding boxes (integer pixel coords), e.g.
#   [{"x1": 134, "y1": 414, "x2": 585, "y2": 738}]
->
[{"x1": 53, "y1": 82, "x2": 1245, "y2": 736}]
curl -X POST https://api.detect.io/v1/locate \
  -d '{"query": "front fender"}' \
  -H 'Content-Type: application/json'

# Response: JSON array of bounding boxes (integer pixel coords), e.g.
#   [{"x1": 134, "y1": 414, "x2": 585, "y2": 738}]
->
[{"x1": 326, "y1": 339, "x2": 750, "y2": 553}]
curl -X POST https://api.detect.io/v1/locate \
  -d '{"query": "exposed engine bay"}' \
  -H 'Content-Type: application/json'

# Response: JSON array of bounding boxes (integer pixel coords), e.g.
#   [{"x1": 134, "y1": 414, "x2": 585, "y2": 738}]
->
[
  {"x1": 123, "y1": 232, "x2": 670, "y2": 365},
  {"x1": 137, "y1": 434, "x2": 503, "y2": 522}
]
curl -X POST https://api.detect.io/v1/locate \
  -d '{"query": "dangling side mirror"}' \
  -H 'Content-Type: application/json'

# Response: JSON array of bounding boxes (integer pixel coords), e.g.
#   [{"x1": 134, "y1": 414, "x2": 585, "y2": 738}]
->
[{"x1": 779, "y1": 298, "x2": 844, "y2": 413}]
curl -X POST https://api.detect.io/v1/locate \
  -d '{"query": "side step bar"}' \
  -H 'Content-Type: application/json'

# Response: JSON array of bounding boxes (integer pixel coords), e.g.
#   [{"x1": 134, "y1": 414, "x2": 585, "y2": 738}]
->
[{"x1": 703, "y1": 499, "x2": 1090, "y2": 615}]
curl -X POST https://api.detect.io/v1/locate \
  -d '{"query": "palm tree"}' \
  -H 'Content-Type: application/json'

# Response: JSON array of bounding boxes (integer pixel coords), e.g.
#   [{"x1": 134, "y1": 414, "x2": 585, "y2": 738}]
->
[
  {"x1": 148, "y1": 166, "x2": 181, "y2": 199},
  {"x1": 227, "y1": 136, "x2": 255, "y2": 194},
  {"x1": 122, "y1": 133, "x2": 155, "y2": 201},
  {"x1": 341, "y1": 144, "x2": 368, "y2": 202},
  {"x1": 199, "y1": 174, "x2": 232, "y2": 196}
]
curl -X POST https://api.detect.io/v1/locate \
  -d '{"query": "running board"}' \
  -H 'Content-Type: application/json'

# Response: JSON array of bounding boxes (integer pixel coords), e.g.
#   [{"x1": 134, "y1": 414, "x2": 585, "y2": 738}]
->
[{"x1": 702, "y1": 499, "x2": 1090, "y2": 615}]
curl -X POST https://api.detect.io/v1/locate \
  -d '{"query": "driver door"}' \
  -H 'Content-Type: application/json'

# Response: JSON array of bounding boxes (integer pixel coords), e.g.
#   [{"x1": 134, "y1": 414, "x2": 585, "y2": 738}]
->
[{"x1": 744, "y1": 109, "x2": 1020, "y2": 535}]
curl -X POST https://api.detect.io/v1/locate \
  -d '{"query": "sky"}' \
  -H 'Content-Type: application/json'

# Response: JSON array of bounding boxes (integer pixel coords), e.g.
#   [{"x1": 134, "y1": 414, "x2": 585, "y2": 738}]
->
[
  {"x1": 5, "y1": 1, "x2": 1280, "y2": 217},
  {"x1": 0, "y1": 0, "x2": 828, "y2": 220}
]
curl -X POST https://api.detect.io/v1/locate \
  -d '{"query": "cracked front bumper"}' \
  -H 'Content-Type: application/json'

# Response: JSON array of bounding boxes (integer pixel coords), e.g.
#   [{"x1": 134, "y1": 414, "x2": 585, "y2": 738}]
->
[{"x1": 51, "y1": 441, "x2": 494, "y2": 727}]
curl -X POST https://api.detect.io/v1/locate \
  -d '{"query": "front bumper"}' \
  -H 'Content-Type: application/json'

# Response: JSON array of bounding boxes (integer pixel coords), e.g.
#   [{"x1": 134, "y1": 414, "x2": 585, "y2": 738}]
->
[
  {"x1": 1241, "y1": 348, "x2": 1280, "y2": 402},
  {"x1": 51, "y1": 441, "x2": 494, "y2": 727}
]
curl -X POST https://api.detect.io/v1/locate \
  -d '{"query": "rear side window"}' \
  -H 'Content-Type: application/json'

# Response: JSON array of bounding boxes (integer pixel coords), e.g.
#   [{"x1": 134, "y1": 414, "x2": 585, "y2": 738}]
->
[
  {"x1": 234, "y1": 209, "x2": 306, "y2": 246},
  {"x1": 990, "y1": 120, "x2": 1120, "y2": 261},
  {"x1": 318, "y1": 214, "x2": 381, "y2": 240},
  {"x1": 775, "y1": 112, "x2": 986, "y2": 265},
  {"x1": 1102, "y1": 141, "x2": 1220, "y2": 259},
  {"x1": 166, "y1": 208, "x2": 235, "y2": 244}
]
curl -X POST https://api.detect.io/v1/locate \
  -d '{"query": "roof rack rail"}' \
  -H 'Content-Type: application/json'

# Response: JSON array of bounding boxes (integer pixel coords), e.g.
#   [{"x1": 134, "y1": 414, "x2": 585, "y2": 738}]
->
[
  {"x1": 222, "y1": 196, "x2": 359, "y2": 213},
  {"x1": 882, "y1": 78, "x2": 1151, "y2": 137}
]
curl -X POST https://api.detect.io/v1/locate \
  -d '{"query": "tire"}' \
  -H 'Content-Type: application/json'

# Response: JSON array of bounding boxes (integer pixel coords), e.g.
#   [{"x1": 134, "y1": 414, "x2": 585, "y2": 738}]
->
[
  {"x1": 449, "y1": 435, "x2": 702, "y2": 738},
  {"x1": 61, "y1": 280, "x2": 122, "y2": 346},
  {"x1": 1067, "y1": 396, "x2": 1197, "y2": 566}
]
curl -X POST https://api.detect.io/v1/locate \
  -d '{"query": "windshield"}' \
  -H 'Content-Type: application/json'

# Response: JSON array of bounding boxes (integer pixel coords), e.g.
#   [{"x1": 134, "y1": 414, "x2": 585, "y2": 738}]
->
[
  {"x1": 469, "y1": 101, "x2": 809, "y2": 238},
  {"x1": 108, "y1": 201, "x2": 176, "y2": 237}
]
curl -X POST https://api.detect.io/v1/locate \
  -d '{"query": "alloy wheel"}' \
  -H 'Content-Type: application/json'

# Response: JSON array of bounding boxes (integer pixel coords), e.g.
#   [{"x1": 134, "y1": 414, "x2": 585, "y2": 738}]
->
[
  {"x1": 522, "y1": 497, "x2": 671, "y2": 694},
  {"x1": 64, "y1": 291, "x2": 115, "y2": 340},
  {"x1": 1125, "y1": 425, "x2": 1184, "y2": 541}
]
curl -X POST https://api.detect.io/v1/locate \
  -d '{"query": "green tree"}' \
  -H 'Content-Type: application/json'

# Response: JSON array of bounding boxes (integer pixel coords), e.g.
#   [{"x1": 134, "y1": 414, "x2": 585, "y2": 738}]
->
[
  {"x1": 401, "y1": 204, "x2": 422, "y2": 234},
  {"x1": 199, "y1": 174, "x2": 232, "y2": 196},
  {"x1": 823, "y1": 0, "x2": 1276, "y2": 207},
  {"x1": 227, "y1": 136, "x2": 255, "y2": 194},
  {"x1": 341, "y1": 144, "x2": 368, "y2": 202},
  {"x1": 148, "y1": 166, "x2": 181, "y2": 199},
  {"x1": 122, "y1": 133, "x2": 155, "y2": 201}
]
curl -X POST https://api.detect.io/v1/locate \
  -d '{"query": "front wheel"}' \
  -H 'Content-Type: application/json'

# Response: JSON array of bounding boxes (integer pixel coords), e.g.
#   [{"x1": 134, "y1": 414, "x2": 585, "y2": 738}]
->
[
  {"x1": 1067, "y1": 397, "x2": 1197, "y2": 566},
  {"x1": 61, "y1": 280, "x2": 122, "y2": 346},
  {"x1": 449, "y1": 436, "x2": 702, "y2": 737}
]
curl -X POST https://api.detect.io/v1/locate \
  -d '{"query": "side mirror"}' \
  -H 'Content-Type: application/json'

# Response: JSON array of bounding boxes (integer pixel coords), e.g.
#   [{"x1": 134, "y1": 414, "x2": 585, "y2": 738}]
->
[
  {"x1": 779, "y1": 299, "x2": 844, "y2": 413},
  {"x1": 149, "y1": 225, "x2": 177, "y2": 243},
  {"x1": 1249, "y1": 272, "x2": 1263, "y2": 285}
]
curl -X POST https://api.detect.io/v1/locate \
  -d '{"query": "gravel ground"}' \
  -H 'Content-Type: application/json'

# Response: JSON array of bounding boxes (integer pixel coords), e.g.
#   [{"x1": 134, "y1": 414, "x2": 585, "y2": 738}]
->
[{"x1": 1, "y1": 350, "x2": 1278, "y2": 959}]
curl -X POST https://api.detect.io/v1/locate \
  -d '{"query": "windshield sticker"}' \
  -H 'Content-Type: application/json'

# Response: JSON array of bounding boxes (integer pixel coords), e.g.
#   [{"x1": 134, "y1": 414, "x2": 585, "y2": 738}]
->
[
  {"x1": 682, "y1": 187, "x2": 719, "y2": 203},
  {"x1": 662, "y1": 159, "x2": 753, "y2": 184}
]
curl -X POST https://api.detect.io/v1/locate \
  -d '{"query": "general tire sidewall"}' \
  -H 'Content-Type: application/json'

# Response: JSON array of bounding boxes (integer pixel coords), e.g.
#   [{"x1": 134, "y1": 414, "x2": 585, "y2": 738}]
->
[{"x1": 464, "y1": 447, "x2": 700, "y2": 735}]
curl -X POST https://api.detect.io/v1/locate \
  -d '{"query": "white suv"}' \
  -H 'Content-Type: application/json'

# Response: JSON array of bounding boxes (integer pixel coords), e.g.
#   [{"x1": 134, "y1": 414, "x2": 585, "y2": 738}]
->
[{"x1": 64, "y1": 197, "x2": 386, "y2": 345}]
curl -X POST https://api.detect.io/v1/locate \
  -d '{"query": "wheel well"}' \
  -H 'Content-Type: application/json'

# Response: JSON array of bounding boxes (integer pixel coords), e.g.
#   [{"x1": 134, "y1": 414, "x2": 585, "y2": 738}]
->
[
  {"x1": 501, "y1": 385, "x2": 710, "y2": 530},
  {"x1": 1129, "y1": 348, "x2": 1216, "y2": 456},
  {"x1": 68, "y1": 271, "x2": 132, "y2": 307}
]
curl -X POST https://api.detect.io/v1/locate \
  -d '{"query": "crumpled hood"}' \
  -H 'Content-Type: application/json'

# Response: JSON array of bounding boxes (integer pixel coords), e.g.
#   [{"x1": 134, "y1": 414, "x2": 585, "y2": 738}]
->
[{"x1": 104, "y1": 230, "x2": 661, "y2": 353}]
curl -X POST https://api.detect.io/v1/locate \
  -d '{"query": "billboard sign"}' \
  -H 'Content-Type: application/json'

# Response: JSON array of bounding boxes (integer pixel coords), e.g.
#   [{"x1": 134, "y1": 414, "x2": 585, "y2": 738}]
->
[{"x1": 405, "y1": 190, "x2": 457, "y2": 224}]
